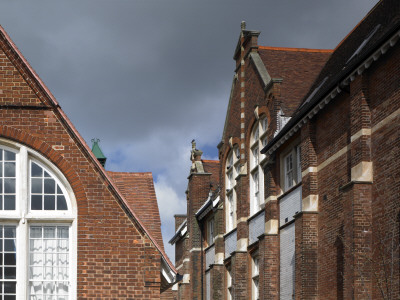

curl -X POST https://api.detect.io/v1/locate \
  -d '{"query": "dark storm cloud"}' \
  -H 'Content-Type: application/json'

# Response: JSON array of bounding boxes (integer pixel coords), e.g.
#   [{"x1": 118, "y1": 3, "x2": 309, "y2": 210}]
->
[{"x1": 0, "y1": 0, "x2": 379, "y2": 260}]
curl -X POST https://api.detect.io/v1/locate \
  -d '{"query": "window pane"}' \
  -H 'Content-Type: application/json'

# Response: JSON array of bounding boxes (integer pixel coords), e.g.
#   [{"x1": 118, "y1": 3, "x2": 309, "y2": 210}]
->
[
  {"x1": 4, "y1": 151, "x2": 15, "y2": 161},
  {"x1": 31, "y1": 162, "x2": 43, "y2": 177},
  {"x1": 44, "y1": 196, "x2": 56, "y2": 210},
  {"x1": 4, "y1": 282, "x2": 16, "y2": 293},
  {"x1": 4, "y1": 240, "x2": 16, "y2": 252},
  {"x1": 4, "y1": 162, "x2": 15, "y2": 177},
  {"x1": 30, "y1": 253, "x2": 43, "y2": 266},
  {"x1": 30, "y1": 282, "x2": 43, "y2": 296},
  {"x1": 4, "y1": 253, "x2": 16, "y2": 266},
  {"x1": 57, "y1": 227, "x2": 69, "y2": 239},
  {"x1": 4, "y1": 178, "x2": 15, "y2": 194},
  {"x1": 57, "y1": 196, "x2": 68, "y2": 211},
  {"x1": 4, "y1": 195, "x2": 15, "y2": 210},
  {"x1": 30, "y1": 239, "x2": 42, "y2": 253},
  {"x1": 44, "y1": 227, "x2": 56, "y2": 239},
  {"x1": 4, "y1": 267, "x2": 16, "y2": 279},
  {"x1": 30, "y1": 266, "x2": 43, "y2": 280},
  {"x1": 30, "y1": 227, "x2": 42, "y2": 238},
  {"x1": 44, "y1": 179, "x2": 56, "y2": 194},
  {"x1": 31, "y1": 195, "x2": 43, "y2": 210},
  {"x1": 4, "y1": 227, "x2": 15, "y2": 238},
  {"x1": 32, "y1": 178, "x2": 43, "y2": 194}
]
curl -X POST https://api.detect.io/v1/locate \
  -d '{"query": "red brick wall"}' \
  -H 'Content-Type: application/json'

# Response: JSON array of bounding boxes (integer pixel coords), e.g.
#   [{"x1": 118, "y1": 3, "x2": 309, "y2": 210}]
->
[{"x1": 0, "y1": 33, "x2": 163, "y2": 299}]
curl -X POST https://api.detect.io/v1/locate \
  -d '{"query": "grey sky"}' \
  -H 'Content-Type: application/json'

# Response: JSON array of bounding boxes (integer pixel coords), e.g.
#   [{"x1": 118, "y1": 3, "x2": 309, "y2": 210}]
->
[{"x1": 0, "y1": 0, "x2": 379, "y2": 262}]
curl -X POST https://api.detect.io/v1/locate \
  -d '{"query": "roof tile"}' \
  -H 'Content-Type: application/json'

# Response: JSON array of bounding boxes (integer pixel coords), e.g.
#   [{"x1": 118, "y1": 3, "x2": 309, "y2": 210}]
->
[{"x1": 107, "y1": 171, "x2": 164, "y2": 250}]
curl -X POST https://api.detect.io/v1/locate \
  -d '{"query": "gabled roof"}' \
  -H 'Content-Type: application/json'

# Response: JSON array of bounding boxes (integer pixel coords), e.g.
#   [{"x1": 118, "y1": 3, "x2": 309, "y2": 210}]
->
[
  {"x1": 0, "y1": 24, "x2": 177, "y2": 288},
  {"x1": 262, "y1": 0, "x2": 400, "y2": 154},
  {"x1": 221, "y1": 37, "x2": 331, "y2": 142},
  {"x1": 108, "y1": 171, "x2": 164, "y2": 250},
  {"x1": 258, "y1": 46, "x2": 332, "y2": 116}
]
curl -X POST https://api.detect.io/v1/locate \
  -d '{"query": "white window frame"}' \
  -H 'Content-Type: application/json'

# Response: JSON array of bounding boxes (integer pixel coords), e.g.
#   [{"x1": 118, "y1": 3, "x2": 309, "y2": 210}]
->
[
  {"x1": 251, "y1": 252, "x2": 259, "y2": 300},
  {"x1": 225, "y1": 147, "x2": 239, "y2": 232},
  {"x1": 249, "y1": 117, "x2": 267, "y2": 216},
  {"x1": 283, "y1": 145, "x2": 302, "y2": 192},
  {"x1": 0, "y1": 139, "x2": 77, "y2": 300}
]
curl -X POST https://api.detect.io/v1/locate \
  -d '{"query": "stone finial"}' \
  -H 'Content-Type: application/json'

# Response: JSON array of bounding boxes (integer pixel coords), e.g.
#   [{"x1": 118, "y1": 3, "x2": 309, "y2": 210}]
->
[
  {"x1": 241, "y1": 21, "x2": 246, "y2": 31},
  {"x1": 191, "y1": 139, "x2": 196, "y2": 151}
]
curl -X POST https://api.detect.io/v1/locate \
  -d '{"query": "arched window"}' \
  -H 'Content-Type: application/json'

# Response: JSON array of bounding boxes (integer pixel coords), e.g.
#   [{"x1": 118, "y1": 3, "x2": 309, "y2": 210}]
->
[
  {"x1": 249, "y1": 116, "x2": 267, "y2": 216},
  {"x1": 0, "y1": 141, "x2": 76, "y2": 300},
  {"x1": 225, "y1": 147, "x2": 239, "y2": 232}
]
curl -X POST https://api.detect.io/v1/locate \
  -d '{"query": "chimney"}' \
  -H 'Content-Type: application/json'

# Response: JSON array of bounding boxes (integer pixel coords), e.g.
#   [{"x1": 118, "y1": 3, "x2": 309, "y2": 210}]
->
[{"x1": 174, "y1": 214, "x2": 187, "y2": 231}]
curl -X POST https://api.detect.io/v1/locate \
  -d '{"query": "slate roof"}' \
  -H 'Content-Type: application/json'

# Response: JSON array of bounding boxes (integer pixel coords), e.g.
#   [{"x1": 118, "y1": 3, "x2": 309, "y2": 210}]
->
[
  {"x1": 258, "y1": 47, "x2": 332, "y2": 116},
  {"x1": 108, "y1": 171, "x2": 164, "y2": 250},
  {"x1": 262, "y1": 0, "x2": 400, "y2": 154}
]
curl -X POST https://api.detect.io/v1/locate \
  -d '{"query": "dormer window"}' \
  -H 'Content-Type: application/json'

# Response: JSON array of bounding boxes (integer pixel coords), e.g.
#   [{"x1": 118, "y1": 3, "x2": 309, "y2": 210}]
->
[
  {"x1": 249, "y1": 117, "x2": 267, "y2": 216},
  {"x1": 275, "y1": 109, "x2": 291, "y2": 137}
]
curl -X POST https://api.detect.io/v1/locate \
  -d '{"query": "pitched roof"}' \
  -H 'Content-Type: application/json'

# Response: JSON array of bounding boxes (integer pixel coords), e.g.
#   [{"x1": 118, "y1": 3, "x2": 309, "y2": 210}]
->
[
  {"x1": 0, "y1": 24, "x2": 177, "y2": 283},
  {"x1": 262, "y1": 0, "x2": 400, "y2": 154},
  {"x1": 108, "y1": 171, "x2": 164, "y2": 250},
  {"x1": 300, "y1": 0, "x2": 399, "y2": 110},
  {"x1": 258, "y1": 46, "x2": 332, "y2": 116}
]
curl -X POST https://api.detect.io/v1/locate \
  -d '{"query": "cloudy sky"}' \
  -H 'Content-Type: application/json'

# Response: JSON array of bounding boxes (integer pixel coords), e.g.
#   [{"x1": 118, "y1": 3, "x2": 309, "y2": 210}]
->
[{"x1": 0, "y1": 0, "x2": 378, "y2": 261}]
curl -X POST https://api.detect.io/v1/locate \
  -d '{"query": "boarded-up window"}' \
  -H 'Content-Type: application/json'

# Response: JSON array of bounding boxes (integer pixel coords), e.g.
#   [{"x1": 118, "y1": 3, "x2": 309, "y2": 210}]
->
[{"x1": 280, "y1": 223, "x2": 295, "y2": 300}]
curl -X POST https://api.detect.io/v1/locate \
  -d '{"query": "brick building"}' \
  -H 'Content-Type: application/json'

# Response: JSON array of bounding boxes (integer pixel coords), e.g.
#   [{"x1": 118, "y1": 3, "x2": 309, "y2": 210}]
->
[
  {"x1": 170, "y1": 0, "x2": 400, "y2": 299},
  {"x1": 0, "y1": 25, "x2": 178, "y2": 299}
]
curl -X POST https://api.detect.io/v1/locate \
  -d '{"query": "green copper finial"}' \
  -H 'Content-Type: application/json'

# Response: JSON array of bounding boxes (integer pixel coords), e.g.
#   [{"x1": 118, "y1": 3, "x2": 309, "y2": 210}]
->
[{"x1": 91, "y1": 138, "x2": 107, "y2": 167}]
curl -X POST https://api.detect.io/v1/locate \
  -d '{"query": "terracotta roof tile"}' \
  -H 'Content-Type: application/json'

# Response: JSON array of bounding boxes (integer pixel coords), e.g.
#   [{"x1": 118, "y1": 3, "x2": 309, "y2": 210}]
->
[{"x1": 107, "y1": 171, "x2": 164, "y2": 250}]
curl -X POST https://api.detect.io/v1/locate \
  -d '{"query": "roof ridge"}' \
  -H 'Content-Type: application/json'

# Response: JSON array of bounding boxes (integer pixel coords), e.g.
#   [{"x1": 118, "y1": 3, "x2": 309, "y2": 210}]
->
[
  {"x1": 107, "y1": 171, "x2": 153, "y2": 176},
  {"x1": 333, "y1": 0, "x2": 382, "y2": 52},
  {"x1": 0, "y1": 25, "x2": 176, "y2": 274},
  {"x1": 202, "y1": 159, "x2": 219, "y2": 163},
  {"x1": 259, "y1": 46, "x2": 333, "y2": 53}
]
